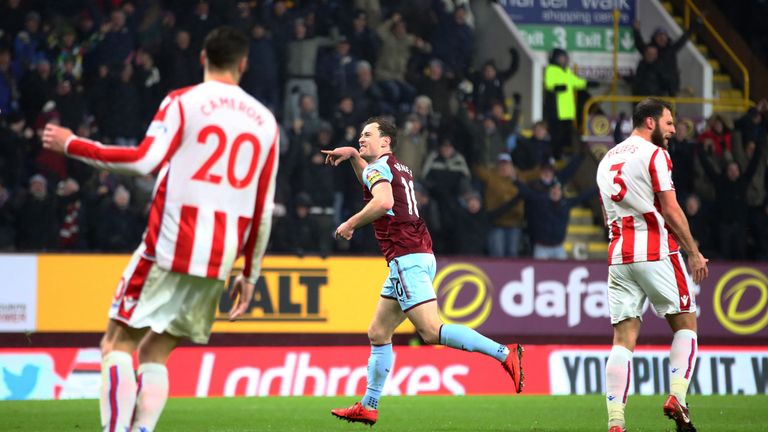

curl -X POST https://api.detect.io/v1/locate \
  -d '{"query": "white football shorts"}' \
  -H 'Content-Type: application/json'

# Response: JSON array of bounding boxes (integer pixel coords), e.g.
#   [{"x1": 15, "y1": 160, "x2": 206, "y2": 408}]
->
[
  {"x1": 607, "y1": 252, "x2": 697, "y2": 324},
  {"x1": 109, "y1": 249, "x2": 225, "y2": 343}
]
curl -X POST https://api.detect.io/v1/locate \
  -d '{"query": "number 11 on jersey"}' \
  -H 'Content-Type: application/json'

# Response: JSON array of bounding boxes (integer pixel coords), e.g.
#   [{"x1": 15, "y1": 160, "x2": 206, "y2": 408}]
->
[{"x1": 401, "y1": 177, "x2": 420, "y2": 217}]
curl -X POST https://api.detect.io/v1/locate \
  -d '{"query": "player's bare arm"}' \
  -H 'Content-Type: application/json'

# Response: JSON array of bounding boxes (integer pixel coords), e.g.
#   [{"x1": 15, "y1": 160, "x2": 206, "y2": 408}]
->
[
  {"x1": 42, "y1": 123, "x2": 75, "y2": 154},
  {"x1": 335, "y1": 181, "x2": 394, "y2": 240},
  {"x1": 322, "y1": 147, "x2": 368, "y2": 184},
  {"x1": 657, "y1": 190, "x2": 709, "y2": 283}
]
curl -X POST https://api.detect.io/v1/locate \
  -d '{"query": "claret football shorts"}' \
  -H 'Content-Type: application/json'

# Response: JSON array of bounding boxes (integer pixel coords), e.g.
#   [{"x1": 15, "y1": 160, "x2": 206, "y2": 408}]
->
[
  {"x1": 108, "y1": 249, "x2": 225, "y2": 343},
  {"x1": 607, "y1": 252, "x2": 697, "y2": 324},
  {"x1": 381, "y1": 253, "x2": 437, "y2": 312}
]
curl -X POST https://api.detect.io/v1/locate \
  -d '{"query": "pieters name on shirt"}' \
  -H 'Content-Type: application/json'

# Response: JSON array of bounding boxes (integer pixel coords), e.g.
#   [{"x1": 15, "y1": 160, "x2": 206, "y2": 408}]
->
[{"x1": 217, "y1": 267, "x2": 327, "y2": 321}]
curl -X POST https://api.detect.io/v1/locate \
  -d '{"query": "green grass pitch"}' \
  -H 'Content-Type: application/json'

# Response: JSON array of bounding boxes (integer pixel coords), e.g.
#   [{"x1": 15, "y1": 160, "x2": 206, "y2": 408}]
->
[{"x1": 1, "y1": 395, "x2": 766, "y2": 431}]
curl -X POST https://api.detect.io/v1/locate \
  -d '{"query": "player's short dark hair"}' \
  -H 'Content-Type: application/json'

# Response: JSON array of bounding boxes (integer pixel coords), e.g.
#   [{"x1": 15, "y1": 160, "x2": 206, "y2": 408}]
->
[
  {"x1": 364, "y1": 116, "x2": 398, "y2": 150},
  {"x1": 632, "y1": 97, "x2": 672, "y2": 129},
  {"x1": 203, "y1": 26, "x2": 249, "y2": 70}
]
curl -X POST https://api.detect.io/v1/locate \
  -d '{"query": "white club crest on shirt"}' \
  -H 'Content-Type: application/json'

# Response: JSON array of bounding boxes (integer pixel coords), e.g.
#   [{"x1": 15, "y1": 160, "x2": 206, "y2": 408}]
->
[{"x1": 147, "y1": 121, "x2": 168, "y2": 136}]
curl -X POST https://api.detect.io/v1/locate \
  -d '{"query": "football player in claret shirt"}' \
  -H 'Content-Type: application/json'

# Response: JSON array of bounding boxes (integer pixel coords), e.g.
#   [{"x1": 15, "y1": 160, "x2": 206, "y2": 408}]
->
[
  {"x1": 42, "y1": 26, "x2": 279, "y2": 432},
  {"x1": 322, "y1": 117, "x2": 524, "y2": 426},
  {"x1": 596, "y1": 98, "x2": 708, "y2": 432}
]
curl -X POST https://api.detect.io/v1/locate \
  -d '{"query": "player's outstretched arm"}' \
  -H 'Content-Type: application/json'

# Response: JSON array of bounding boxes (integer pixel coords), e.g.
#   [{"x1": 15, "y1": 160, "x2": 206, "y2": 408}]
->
[
  {"x1": 335, "y1": 181, "x2": 393, "y2": 240},
  {"x1": 322, "y1": 147, "x2": 367, "y2": 184},
  {"x1": 41, "y1": 93, "x2": 184, "y2": 176},
  {"x1": 41, "y1": 124, "x2": 74, "y2": 154},
  {"x1": 657, "y1": 190, "x2": 709, "y2": 283}
]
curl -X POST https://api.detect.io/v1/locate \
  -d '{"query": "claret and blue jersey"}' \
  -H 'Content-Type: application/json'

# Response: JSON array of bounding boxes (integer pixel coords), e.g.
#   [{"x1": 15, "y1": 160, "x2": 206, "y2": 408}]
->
[{"x1": 361, "y1": 153, "x2": 433, "y2": 263}]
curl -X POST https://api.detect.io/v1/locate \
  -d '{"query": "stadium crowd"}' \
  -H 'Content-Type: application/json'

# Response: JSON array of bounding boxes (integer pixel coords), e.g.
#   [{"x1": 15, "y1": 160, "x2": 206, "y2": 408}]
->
[{"x1": 0, "y1": 0, "x2": 766, "y2": 261}]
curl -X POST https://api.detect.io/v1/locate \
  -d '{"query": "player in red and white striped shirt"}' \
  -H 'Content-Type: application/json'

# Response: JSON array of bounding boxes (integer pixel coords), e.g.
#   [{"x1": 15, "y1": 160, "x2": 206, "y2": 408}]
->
[
  {"x1": 596, "y1": 98, "x2": 708, "y2": 432},
  {"x1": 43, "y1": 27, "x2": 277, "y2": 432}
]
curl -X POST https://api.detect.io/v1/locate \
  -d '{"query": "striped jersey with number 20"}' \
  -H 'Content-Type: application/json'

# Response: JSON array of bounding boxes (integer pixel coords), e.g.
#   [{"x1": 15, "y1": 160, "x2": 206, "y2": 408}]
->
[{"x1": 65, "y1": 81, "x2": 279, "y2": 283}]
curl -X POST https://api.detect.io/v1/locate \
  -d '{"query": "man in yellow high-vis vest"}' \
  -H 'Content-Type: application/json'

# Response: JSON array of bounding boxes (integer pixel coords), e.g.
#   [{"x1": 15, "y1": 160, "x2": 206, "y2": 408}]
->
[{"x1": 544, "y1": 48, "x2": 587, "y2": 159}]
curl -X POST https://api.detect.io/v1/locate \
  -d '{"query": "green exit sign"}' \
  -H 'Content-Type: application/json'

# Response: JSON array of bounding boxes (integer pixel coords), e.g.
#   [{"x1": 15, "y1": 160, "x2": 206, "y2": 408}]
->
[{"x1": 518, "y1": 24, "x2": 636, "y2": 53}]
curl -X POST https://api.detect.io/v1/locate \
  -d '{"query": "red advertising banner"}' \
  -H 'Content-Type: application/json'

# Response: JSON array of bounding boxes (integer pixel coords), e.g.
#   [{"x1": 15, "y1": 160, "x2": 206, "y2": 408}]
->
[
  {"x1": 433, "y1": 259, "x2": 768, "y2": 340},
  {"x1": 166, "y1": 346, "x2": 550, "y2": 397},
  {"x1": 2, "y1": 345, "x2": 767, "y2": 400}
]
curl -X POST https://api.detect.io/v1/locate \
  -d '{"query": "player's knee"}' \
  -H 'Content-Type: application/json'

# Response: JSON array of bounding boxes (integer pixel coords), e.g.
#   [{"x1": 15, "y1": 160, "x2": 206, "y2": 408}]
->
[
  {"x1": 612, "y1": 334, "x2": 637, "y2": 351},
  {"x1": 367, "y1": 326, "x2": 389, "y2": 345},
  {"x1": 137, "y1": 338, "x2": 175, "y2": 364},
  {"x1": 99, "y1": 334, "x2": 114, "y2": 357},
  {"x1": 415, "y1": 326, "x2": 440, "y2": 345}
]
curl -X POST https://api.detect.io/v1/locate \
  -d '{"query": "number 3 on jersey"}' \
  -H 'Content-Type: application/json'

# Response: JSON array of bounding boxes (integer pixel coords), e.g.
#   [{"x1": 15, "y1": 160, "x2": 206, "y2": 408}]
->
[
  {"x1": 609, "y1": 162, "x2": 627, "y2": 202},
  {"x1": 191, "y1": 125, "x2": 261, "y2": 189}
]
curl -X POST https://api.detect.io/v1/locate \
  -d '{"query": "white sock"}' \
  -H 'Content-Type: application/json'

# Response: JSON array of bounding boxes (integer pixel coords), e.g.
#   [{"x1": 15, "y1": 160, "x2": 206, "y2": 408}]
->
[
  {"x1": 669, "y1": 329, "x2": 697, "y2": 406},
  {"x1": 605, "y1": 345, "x2": 633, "y2": 429},
  {"x1": 100, "y1": 351, "x2": 137, "y2": 432},
  {"x1": 131, "y1": 363, "x2": 169, "y2": 432}
]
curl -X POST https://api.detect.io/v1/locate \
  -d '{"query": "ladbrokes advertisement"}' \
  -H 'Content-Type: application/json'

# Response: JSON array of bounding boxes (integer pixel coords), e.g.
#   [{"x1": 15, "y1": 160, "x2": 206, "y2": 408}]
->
[
  {"x1": 2, "y1": 345, "x2": 766, "y2": 400},
  {"x1": 5, "y1": 255, "x2": 767, "y2": 339}
]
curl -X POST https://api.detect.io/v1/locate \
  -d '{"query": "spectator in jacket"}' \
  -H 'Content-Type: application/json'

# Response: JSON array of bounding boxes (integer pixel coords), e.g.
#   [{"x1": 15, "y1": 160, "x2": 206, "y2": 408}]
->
[
  {"x1": 698, "y1": 139, "x2": 764, "y2": 259},
  {"x1": 349, "y1": 60, "x2": 385, "y2": 119},
  {"x1": 53, "y1": 80, "x2": 86, "y2": 131},
  {"x1": 666, "y1": 120, "x2": 697, "y2": 201},
  {"x1": 415, "y1": 58, "x2": 458, "y2": 119},
  {"x1": 316, "y1": 36, "x2": 357, "y2": 117},
  {"x1": 430, "y1": 4, "x2": 474, "y2": 76},
  {"x1": 272, "y1": 192, "x2": 325, "y2": 257},
  {"x1": 345, "y1": 9, "x2": 379, "y2": 68},
  {"x1": 515, "y1": 179, "x2": 597, "y2": 260},
  {"x1": 735, "y1": 103, "x2": 767, "y2": 147},
  {"x1": 159, "y1": 29, "x2": 201, "y2": 92},
  {"x1": 13, "y1": 11, "x2": 45, "y2": 69},
  {"x1": 474, "y1": 153, "x2": 526, "y2": 257},
  {"x1": 241, "y1": 22, "x2": 279, "y2": 111},
  {"x1": 102, "y1": 64, "x2": 141, "y2": 146},
  {"x1": 631, "y1": 45, "x2": 669, "y2": 96},
  {"x1": 19, "y1": 59, "x2": 56, "y2": 126},
  {"x1": 95, "y1": 9, "x2": 136, "y2": 67},
  {"x1": 423, "y1": 138, "x2": 472, "y2": 198},
  {"x1": 633, "y1": 21, "x2": 695, "y2": 96},
  {"x1": 56, "y1": 177, "x2": 88, "y2": 250},
  {"x1": 375, "y1": 12, "x2": 430, "y2": 112},
  {"x1": 396, "y1": 114, "x2": 430, "y2": 180},
  {"x1": 96, "y1": 185, "x2": 143, "y2": 252},
  {"x1": 512, "y1": 121, "x2": 551, "y2": 171},
  {"x1": 134, "y1": 51, "x2": 163, "y2": 130},
  {"x1": 471, "y1": 48, "x2": 519, "y2": 114},
  {"x1": 698, "y1": 115, "x2": 732, "y2": 157},
  {"x1": 732, "y1": 134, "x2": 768, "y2": 258},
  {"x1": 0, "y1": 47, "x2": 22, "y2": 116},
  {"x1": 283, "y1": 18, "x2": 336, "y2": 123},
  {"x1": 15, "y1": 174, "x2": 59, "y2": 251},
  {"x1": 683, "y1": 193, "x2": 714, "y2": 258}
]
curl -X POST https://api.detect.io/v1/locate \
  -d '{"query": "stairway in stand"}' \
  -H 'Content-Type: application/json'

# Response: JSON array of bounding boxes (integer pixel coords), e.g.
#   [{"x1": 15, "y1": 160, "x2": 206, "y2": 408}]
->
[
  {"x1": 564, "y1": 207, "x2": 607, "y2": 261},
  {"x1": 661, "y1": 1, "x2": 748, "y2": 116}
]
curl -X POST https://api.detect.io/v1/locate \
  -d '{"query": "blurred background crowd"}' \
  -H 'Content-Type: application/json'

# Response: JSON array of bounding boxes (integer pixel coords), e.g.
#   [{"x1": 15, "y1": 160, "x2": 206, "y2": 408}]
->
[{"x1": 0, "y1": 0, "x2": 767, "y2": 262}]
